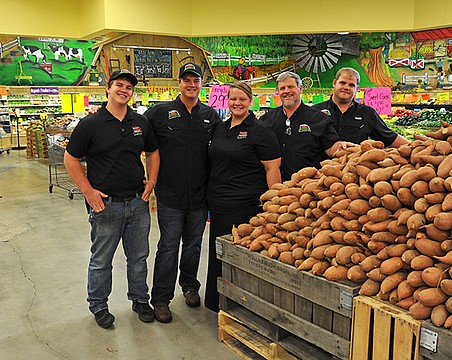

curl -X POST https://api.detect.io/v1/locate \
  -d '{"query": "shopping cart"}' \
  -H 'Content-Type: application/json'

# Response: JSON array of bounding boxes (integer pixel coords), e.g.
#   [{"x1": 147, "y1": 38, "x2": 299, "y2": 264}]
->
[
  {"x1": 0, "y1": 126, "x2": 11, "y2": 155},
  {"x1": 46, "y1": 135, "x2": 82, "y2": 199}
]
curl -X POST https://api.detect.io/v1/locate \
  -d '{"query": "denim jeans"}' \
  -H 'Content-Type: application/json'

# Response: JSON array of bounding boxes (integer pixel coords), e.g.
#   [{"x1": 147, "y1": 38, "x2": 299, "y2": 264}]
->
[
  {"x1": 87, "y1": 196, "x2": 150, "y2": 314},
  {"x1": 151, "y1": 202, "x2": 207, "y2": 306}
]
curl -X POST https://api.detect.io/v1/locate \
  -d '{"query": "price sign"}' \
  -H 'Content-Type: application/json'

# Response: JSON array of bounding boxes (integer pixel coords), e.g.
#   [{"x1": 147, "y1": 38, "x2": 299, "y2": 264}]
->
[
  {"x1": 208, "y1": 85, "x2": 230, "y2": 109},
  {"x1": 364, "y1": 88, "x2": 392, "y2": 115},
  {"x1": 438, "y1": 92, "x2": 450, "y2": 102}
]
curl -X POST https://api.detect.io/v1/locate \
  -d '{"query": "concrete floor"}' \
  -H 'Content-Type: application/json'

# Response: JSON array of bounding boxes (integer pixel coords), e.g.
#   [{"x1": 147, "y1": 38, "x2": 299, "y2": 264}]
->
[{"x1": 0, "y1": 149, "x2": 240, "y2": 360}]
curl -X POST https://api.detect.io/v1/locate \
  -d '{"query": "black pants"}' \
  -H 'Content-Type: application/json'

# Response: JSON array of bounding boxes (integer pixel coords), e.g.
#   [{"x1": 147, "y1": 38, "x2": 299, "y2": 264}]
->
[{"x1": 204, "y1": 205, "x2": 260, "y2": 312}]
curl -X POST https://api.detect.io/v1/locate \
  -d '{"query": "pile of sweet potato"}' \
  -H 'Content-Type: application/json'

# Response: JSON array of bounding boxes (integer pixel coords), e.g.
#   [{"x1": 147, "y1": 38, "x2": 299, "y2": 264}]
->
[{"x1": 231, "y1": 120, "x2": 452, "y2": 328}]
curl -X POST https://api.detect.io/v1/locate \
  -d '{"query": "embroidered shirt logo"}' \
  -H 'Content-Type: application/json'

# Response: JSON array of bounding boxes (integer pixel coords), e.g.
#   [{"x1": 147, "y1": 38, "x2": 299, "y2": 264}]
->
[
  {"x1": 321, "y1": 109, "x2": 331, "y2": 115},
  {"x1": 237, "y1": 131, "x2": 248, "y2": 139},
  {"x1": 132, "y1": 126, "x2": 143, "y2": 136},
  {"x1": 168, "y1": 110, "x2": 181, "y2": 119},
  {"x1": 298, "y1": 124, "x2": 311, "y2": 132}
]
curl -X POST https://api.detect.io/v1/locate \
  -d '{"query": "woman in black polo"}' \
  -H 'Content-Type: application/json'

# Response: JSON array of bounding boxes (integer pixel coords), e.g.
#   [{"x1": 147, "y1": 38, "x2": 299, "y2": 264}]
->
[{"x1": 205, "y1": 82, "x2": 281, "y2": 312}]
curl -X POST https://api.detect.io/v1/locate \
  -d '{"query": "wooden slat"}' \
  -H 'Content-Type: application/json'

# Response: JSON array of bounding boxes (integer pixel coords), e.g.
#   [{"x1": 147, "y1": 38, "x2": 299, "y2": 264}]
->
[
  {"x1": 350, "y1": 297, "x2": 372, "y2": 360},
  {"x1": 216, "y1": 237, "x2": 359, "y2": 317},
  {"x1": 333, "y1": 312, "x2": 352, "y2": 341},
  {"x1": 218, "y1": 277, "x2": 351, "y2": 359},
  {"x1": 372, "y1": 307, "x2": 392, "y2": 360},
  {"x1": 312, "y1": 303, "x2": 333, "y2": 332}
]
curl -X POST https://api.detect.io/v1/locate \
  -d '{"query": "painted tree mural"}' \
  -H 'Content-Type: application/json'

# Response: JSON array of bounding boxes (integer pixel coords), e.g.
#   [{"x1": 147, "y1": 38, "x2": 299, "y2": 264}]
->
[{"x1": 360, "y1": 33, "x2": 396, "y2": 87}]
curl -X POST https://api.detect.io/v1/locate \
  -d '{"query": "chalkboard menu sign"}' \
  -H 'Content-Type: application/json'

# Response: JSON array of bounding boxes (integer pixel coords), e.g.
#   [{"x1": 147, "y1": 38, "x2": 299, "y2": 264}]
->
[{"x1": 134, "y1": 49, "x2": 172, "y2": 79}]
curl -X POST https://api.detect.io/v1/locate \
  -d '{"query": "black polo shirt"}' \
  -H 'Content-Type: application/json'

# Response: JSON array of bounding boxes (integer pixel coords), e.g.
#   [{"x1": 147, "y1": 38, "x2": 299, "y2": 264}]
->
[
  {"x1": 207, "y1": 112, "x2": 281, "y2": 212},
  {"x1": 66, "y1": 104, "x2": 158, "y2": 198},
  {"x1": 260, "y1": 102, "x2": 338, "y2": 181},
  {"x1": 313, "y1": 98, "x2": 398, "y2": 146},
  {"x1": 144, "y1": 96, "x2": 221, "y2": 210}
]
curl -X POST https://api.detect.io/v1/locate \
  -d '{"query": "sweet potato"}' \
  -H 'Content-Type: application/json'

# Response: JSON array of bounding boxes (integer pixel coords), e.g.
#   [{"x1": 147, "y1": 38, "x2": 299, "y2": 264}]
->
[
  {"x1": 417, "y1": 288, "x2": 448, "y2": 307},
  {"x1": 411, "y1": 180, "x2": 430, "y2": 198},
  {"x1": 401, "y1": 249, "x2": 421, "y2": 265},
  {"x1": 434, "y1": 250, "x2": 452, "y2": 265},
  {"x1": 380, "y1": 257, "x2": 404, "y2": 275},
  {"x1": 371, "y1": 231, "x2": 398, "y2": 243},
  {"x1": 409, "y1": 302, "x2": 433, "y2": 320},
  {"x1": 407, "y1": 270, "x2": 425, "y2": 287},
  {"x1": 310, "y1": 244, "x2": 332, "y2": 260},
  {"x1": 397, "y1": 188, "x2": 416, "y2": 207},
  {"x1": 323, "y1": 265, "x2": 348, "y2": 281},
  {"x1": 351, "y1": 252, "x2": 367, "y2": 265},
  {"x1": 413, "y1": 198, "x2": 430, "y2": 214},
  {"x1": 434, "y1": 212, "x2": 452, "y2": 231},
  {"x1": 406, "y1": 213, "x2": 427, "y2": 231},
  {"x1": 373, "y1": 181, "x2": 393, "y2": 197},
  {"x1": 362, "y1": 219, "x2": 391, "y2": 233},
  {"x1": 358, "y1": 148, "x2": 388, "y2": 163},
  {"x1": 367, "y1": 207, "x2": 392, "y2": 222},
  {"x1": 423, "y1": 224, "x2": 450, "y2": 242},
  {"x1": 396, "y1": 209, "x2": 416, "y2": 226},
  {"x1": 387, "y1": 244, "x2": 409, "y2": 257},
  {"x1": 347, "y1": 265, "x2": 367, "y2": 282},
  {"x1": 380, "y1": 194, "x2": 402, "y2": 212},
  {"x1": 437, "y1": 153, "x2": 452, "y2": 178},
  {"x1": 278, "y1": 251, "x2": 296, "y2": 266},
  {"x1": 277, "y1": 242, "x2": 292, "y2": 253},
  {"x1": 399, "y1": 169, "x2": 419, "y2": 188},
  {"x1": 435, "y1": 140, "x2": 452, "y2": 155},
  {"x1": 397, "y1": 296, "x2": 416, "y2": 310},
  {"x1": 422, "y1": 267, "x2": 449, "y2": 287},
  {"x1": 387, "y1": 220, "x2": 408, "y2": 235},
  {"x1": 380, "y1": 272, "x2": 407, "y2": 294},
  {"x1": 348, "y1": 199, "x2": 372, "y2": 215},
  {"x1": 311, "y1": 261, "x2": 331, "y2": 275},
  {"x1": 431, "y1": 304, "x2": 449, "y2": 327},
  {"x1": 367, "y1": 268, "x2": 386, "y2": 282},
  {"x1": 440, "y1": 279, "x2": 452, "y2": 296},
  {"x1": 297, "y1": 257, "x2": 319, "y2": 271},
  {"x1": 410, "y1": 255, "x2": 435, "y2": 270},
  {"x1": 342, "y1": 219, "x2": 361, "y2": 231},
  {"x1": 367, "y1": 240, "x2": 387, "y2": 254},
  {"x1": 367, "y1": 165, "x2": 401, "y2": 183},
  {"x1": 397, "y1": 280, "x2": 416, "y2": 299},
  {"x1": 425, "y1": 204, "x2": 443, "y2": 222},
  {"x1": 368, "y1": 196, "x2": 382, "y2": 208},
  {"x1": 445, "y1": 177, "x2": 452, "y2": 191},
  {"x1": 428, "y1": 177, "x2": 446, "y2": 193},
  {"x1": 359, "y1": 255, "x2": 382, "y2": 272},
  {"x1": 417, "y1": 165, "x2": 437, "y2": 182},
  {"x1": 336, "y1": 246, "x2": 361, "y2": 265},
  {"x1": 359, "y1": 279, "x2": 381, "y2": 296},
  {"x1": 341, "y1": 172, "x2": 359, "y2": 185},
  {"x1": 277, "y1": 213, "x2": 297, "y2": 225},
  {"x1": 415, "y1": 238, "x2": 445, "y2": 258},
  {"x1": 260, "y1": 189, "x2": 280, "y2": 202}
]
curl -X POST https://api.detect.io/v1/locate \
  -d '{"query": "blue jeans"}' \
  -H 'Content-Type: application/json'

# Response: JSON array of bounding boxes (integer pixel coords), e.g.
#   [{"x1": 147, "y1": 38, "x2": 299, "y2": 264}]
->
[
  {"x1": 87, "y1": 196, "x2": 150, "y2": 314},
  {"x1": 151, "y1": 202, "x2": 207, "y2": 306}
]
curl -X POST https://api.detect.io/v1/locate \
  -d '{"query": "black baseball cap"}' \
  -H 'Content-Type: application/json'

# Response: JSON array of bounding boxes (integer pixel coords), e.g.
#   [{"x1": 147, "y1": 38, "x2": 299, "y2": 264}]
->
[
  {"x1": 179, "y1": 62, "x2": 203, "y2": 78},
  {"x1": 108, "y1": 69, "x2": 138, "y2": 86}
]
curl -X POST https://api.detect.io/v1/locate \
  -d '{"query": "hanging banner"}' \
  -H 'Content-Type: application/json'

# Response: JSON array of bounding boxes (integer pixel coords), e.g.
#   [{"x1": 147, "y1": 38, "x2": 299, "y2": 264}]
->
[{"x1": 364, "y1": 88, "x2": 392, "y2": 115}]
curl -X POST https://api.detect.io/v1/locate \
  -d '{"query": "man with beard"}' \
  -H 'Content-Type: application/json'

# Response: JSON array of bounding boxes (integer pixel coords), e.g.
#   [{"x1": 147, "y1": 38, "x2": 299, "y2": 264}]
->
[{"x1": 260, "y1": 71, "x2": 354, "y2": 181}]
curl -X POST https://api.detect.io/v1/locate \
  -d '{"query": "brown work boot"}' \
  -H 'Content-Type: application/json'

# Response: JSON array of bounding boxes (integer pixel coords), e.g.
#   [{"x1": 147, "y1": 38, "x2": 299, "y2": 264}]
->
[
  {"x1": 154, "y1": 304, "x2": 172, "y2": 323},
  {"x1": 184, "y1": 290, "x2": 201, "y2": 307}
]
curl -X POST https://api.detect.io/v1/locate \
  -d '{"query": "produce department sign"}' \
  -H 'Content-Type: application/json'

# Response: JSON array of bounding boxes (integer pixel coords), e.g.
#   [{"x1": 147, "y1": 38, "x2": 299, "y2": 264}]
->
[{"x1": 134, "y1": 49, "x2": 172, "y2": 79}]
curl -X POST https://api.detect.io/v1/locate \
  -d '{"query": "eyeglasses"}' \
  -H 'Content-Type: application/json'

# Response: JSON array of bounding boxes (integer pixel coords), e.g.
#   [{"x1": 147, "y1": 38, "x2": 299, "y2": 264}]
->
[{"x1": 285, "y1": 118, "x2": 291, "y2": 135}]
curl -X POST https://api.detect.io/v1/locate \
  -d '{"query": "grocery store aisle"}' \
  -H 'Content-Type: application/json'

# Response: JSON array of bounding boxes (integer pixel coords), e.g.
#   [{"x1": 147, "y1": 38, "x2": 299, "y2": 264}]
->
[{"x1": 0, "y1": 150, "x2": 239, "y2": 360}]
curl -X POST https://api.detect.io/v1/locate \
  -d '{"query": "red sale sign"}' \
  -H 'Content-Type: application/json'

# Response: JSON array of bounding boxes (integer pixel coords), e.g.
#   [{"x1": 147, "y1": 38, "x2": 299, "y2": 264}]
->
[{"x1": 208, "y1": 85, "x2": 230, "y2": 109}]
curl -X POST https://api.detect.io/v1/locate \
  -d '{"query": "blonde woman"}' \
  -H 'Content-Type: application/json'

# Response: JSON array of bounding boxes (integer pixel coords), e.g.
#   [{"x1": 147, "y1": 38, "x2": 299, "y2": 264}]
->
[{"x1": 205, "y1": 81, "x2": 281, "y2": 312}]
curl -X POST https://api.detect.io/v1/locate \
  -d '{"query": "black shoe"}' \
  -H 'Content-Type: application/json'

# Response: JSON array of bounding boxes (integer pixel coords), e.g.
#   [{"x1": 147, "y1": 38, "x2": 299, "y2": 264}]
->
[
  {"x1": 94, "y1": 309, "x2": 115, "y2": 329},
  {"x1": 154, "y1": 304, "x2": 172, "y2": 323},
  {"x1": 184, "y1": 290, "x2": 201, "y2": 307},
  {"x1": 132, "y1": 300, "x2": 155, "y2": 323}
]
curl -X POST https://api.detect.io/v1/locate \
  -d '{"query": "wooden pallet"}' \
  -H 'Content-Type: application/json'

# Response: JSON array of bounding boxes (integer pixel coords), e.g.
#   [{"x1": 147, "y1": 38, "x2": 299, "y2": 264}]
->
[
  {"x1": 219, "y1": 310, "x2": 298, "y2": 360},
  {"x1": 350, "y1": 295, "x2": 423, "y2": 360}
]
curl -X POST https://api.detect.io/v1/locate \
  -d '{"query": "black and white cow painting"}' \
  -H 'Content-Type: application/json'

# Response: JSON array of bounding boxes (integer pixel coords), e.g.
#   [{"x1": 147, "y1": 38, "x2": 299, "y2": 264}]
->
[
  {"x1": 49, "y1": 44, "x2": 84, "y2": 62},
  {"x1": 21, "y1": 45, "x2": 46, "y2": 63}
]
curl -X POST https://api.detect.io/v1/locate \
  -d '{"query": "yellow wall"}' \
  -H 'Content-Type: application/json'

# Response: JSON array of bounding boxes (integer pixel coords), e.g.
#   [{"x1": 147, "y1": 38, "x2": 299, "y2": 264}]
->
[{"x1": 0, "y1": 0, "x2": 451, "y2": 39}]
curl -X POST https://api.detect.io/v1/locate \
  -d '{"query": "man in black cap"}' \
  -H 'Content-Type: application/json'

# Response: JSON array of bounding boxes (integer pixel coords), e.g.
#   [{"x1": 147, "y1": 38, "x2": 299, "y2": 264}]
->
[
  {"x1": 64, "y1": 69, "x2": 160, "y2": 328},
  {"x1": 144, "y1": 62, "x2": 221, "y2": 323}
]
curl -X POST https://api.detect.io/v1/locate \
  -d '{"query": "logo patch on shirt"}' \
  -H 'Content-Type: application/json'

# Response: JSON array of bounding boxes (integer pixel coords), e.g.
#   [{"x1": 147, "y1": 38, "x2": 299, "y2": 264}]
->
[
  {"x1": 237, "y1": 131, "x2": 248, "y2": 139},
  {"x1": 168, "y1": 110, "x2": 181, "y2": 119},
  {"x1": 321, "y1": 109, "x2": 331, "y2": 115},
  {"x1": 355, "y1": 117, "x2": 363, "y2": 120},
  {"x1": 132, "y1": 126, "x2": 143, "y2": 136},
  {"x1": 298, "y1": 124, "x2": 311, "y2": 132}
]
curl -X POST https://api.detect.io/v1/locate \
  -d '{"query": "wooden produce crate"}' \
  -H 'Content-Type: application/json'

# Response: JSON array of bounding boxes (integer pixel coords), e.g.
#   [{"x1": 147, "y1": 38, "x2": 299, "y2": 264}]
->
[
  {"x1": 219, "y1": 310, "x2": 297, "y2": 360},
  {"x1": 350, "y1": 295, "x2": 422, "y2": 360},
  {"x1": 216, "y1": 236, "x2": 361, "y2": 360},
  {"x1": 420, "y1": 321, "x2": 452, "y2": 360}
]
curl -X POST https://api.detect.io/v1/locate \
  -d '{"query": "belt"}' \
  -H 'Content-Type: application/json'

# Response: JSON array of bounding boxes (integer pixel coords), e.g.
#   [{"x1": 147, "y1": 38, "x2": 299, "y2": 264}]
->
[{"x1": 109, "y1": 193, "x2": 141, "y2": 202}]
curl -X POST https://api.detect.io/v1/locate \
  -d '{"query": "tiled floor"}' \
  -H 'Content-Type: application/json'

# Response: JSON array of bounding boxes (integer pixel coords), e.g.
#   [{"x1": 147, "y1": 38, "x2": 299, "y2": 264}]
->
[{"x1": 0, "y1": 149, "x2": 240, "y2": 360}]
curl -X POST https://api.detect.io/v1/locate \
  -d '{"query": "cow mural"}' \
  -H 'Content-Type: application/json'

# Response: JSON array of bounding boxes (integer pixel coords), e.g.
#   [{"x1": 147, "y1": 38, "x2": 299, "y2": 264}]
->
[
  {"x1": 21, "y1": 45, "x2": 46, "y2": 63},
  {"x1": 48, "y1": 44, "x2": 84, "y2": 62}
]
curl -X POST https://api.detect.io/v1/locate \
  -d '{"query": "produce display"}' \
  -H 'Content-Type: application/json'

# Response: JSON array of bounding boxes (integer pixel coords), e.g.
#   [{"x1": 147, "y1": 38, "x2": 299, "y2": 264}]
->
[{"x1": 231, "y1": 121, "x2": 452, "y2": 328}]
